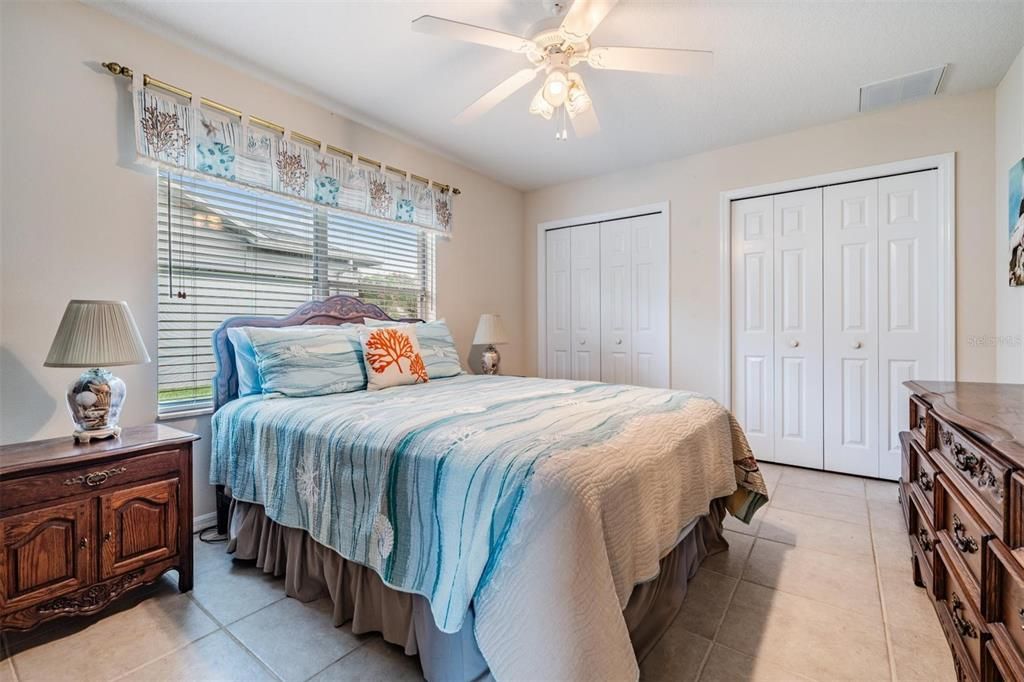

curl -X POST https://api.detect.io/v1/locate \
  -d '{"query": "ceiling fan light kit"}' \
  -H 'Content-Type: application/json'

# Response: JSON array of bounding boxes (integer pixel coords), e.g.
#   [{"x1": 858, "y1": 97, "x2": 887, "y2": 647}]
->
[{"x1": 411, "y1": 0, "x2": 712, "y2": 141}]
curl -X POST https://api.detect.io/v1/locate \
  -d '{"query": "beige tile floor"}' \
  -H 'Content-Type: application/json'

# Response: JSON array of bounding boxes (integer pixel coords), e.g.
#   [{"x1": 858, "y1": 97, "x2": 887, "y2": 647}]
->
[{"x1": 1, "y1": 463, "x2": 955, "y2": 682}]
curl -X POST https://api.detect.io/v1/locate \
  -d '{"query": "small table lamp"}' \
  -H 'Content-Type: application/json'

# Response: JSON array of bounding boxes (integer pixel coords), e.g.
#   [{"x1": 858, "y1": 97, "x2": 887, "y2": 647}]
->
[
  {"x1": 473, "y1": 313, "x2": 508, "y2": 375},
  {"x1": 44, "y1": 300, "x2": 151, "y2": 443}
]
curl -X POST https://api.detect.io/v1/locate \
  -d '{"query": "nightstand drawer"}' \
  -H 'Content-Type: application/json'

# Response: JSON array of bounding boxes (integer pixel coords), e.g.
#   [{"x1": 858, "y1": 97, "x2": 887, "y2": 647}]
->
[{"x1": 0, "y1": 449, "x2": 181, "y2": 512}]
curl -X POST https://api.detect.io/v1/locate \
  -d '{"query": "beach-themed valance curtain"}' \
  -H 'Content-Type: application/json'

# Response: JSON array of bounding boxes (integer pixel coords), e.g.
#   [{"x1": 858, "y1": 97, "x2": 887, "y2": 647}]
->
[{"x1": 134, "y1": 83, "x2": 454, "y2": 236}]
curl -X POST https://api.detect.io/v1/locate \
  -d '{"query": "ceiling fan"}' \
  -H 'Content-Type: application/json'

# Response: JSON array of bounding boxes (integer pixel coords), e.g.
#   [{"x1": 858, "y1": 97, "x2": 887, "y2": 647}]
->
[{"x1": 411, "y1": 0, "x2": 712, "y2": 140}]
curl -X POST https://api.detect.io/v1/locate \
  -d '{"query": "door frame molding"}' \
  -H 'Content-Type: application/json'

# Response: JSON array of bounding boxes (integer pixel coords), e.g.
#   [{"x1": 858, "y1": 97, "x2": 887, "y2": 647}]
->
[
  {"x1": 718, "y1": 152, "x2": 956, "y2": 408},
  {"x1": 536, "y1": 201, "x2": 671, "y2": 379}
]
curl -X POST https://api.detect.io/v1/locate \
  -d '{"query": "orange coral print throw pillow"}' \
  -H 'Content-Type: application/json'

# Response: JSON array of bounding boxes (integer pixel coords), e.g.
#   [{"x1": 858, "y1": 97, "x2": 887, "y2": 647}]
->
[{"x1": 359, "y1": 325, "x2": 430, "y2": 391}]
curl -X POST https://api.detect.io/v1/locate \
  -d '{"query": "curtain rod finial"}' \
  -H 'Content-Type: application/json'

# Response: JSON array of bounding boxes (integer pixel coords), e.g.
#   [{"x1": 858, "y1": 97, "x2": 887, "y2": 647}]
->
[{"x1": 102, "y1": 62, "x2": 133, "y2": 79}]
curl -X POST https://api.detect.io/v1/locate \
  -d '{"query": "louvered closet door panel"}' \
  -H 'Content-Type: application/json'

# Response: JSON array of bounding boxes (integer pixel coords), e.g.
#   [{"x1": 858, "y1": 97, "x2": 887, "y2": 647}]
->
[
  {"x1": 772, "y1": 189, "x2": 824, "y2": 469},
  {"x1": 878, "y1": 170, "x2": 939, "y2": 480},
  {"x1": 570, "y1": 224, "x2": 602, "y2": 381},
  {"x1": 600, "y1": 220, "x2": 632, "y2": 384},
  {"x1": 630, "y1": 214, "x2": 670, "y2": 388},
  {"x1": 732, "y1": 197, "x2": 775, "y2": 461},
  {"x1": 824, "y1": 180, "x2": 881, "y2": 476},
  {"x1": 545, "y1": 229, "x2": 572, "y2": 379}
]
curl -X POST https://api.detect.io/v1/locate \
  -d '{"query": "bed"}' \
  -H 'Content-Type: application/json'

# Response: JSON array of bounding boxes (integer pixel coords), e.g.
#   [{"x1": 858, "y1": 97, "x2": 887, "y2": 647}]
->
[{"x1": 209, "y1": 295, "x2": 768, "y2": 681}]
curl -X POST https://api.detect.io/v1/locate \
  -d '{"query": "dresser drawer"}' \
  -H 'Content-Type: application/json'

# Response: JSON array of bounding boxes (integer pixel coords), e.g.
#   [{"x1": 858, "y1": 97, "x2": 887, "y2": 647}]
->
[
  {"x1": 986, "y1": 639, "x2": 1024, "y2": 682},
  {"x1": 984, "y1": 539, "x2": 1024, "y2": 672},
  {"x1": 936, "y1": 475, "x2": 992, "y2": 598},
  {"x1": 909, "y1": 437, "x2": 939, "y2": 511},
  {"x1": 1011, "y1": 473, "x2": 1024, "y2": 549},
  {"x1": 936, "y1": 542, "x2": 989, "y2": 679},
  {"x1": 0, "y1": 449, "x2": 181, "y2": 512},
  {"x1": 910, "y1": 395, "x2": 932, "y2": 449},
  {"x1": 898, "y1": 475, "x2": 911, "y2": 531},
  {"x1": 910, "y1": 490, "x2": 937, "y2": 595},
  {"x1": 933, "y1": 414, "x2": 1011, "y2": 539}
]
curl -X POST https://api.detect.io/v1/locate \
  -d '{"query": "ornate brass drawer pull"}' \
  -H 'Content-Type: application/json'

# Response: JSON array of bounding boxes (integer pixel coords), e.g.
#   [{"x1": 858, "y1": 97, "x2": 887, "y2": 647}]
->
[
  {"x1": 917, "y1": 528, "x2": 933, "y2": 552},
  {"x1": 975, "y1": 461, "x2": 1001, "y2": 497},
  {"x1": 951, "y1": 594, "x2": 977, "y2": 638},
  {"x1": 952, "y1": 514, "x2": 979, "y2": 554},
  {"x1": 941, "y1": 430, "x2": 953, "y2": 446},
  {"x1": 952, "y1": 443, "x2": 978, "y2": 475},
  {"x1": 918, "y1": 470, "x2": 933, "y2": 492},
  {"x1": 917, "y1": 415, "x2": 926, "y2": 430},
  {"x1": 63, "y1": 466, "x2": 127, "y2": 487}
]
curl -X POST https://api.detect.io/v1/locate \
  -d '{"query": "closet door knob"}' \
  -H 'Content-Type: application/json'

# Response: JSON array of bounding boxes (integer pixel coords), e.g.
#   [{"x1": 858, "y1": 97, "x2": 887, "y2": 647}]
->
[
  {"x1": 852, "y1": 341, "x2": 862, "y2": 349},
  {"x1": 789, "y1": 340, "x2": 799, "y2": 348},
  {"x1": 615, "y1": 338, "x2": 623, "y2": 345},
  {"x1": 578, "y1": 339, "x2": 586, "y2": 346}
]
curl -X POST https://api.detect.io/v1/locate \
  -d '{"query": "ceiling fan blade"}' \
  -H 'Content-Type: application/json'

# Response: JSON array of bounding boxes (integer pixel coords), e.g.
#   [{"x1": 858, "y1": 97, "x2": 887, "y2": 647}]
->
[
  {"x1": 587, "y1": 46, "x2": 713, "y2": 76},
  {"x1": 570, "y1": 103, "x2": 600, "y2": 138},
  {"x1": 559, "y1": 0, "x2": 619, "y2": 43},
  {"x1": 412, "y1": 15, "x2": 535, "y2": 53},
  {"x1": 455, "y1": 68, "x2": 541, "y2": 124}
]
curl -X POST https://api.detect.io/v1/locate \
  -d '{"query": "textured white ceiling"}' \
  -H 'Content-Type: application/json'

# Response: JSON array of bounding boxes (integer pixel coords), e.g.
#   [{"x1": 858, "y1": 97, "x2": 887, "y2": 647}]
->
[{"x1": 99, "y1": 1, "x2": 1023, "y2": 191}]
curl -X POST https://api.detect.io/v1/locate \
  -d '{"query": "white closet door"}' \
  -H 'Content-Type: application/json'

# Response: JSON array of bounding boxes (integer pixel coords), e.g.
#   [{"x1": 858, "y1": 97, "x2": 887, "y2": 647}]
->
[
  {"x1": 824, "y1": 179, "x2": 880, "y2": 476},
  {"x1": 570, "y1": 224, "x2": 602, "y2": 381},
  {"x1": 878, "y1": 171, "x2": 939, "y2": 479},
  {"x1": 630, "y1": 214, "x2": 670, "y2": 388},
  {"x1": 600, "y1": 220, "x2": 632, "y2": 384},
  {"x1": 732, "y1": 196, "x2": 775, "y2": 461},
  {"x1": 772, "y1": 189, "x2": 824, "y2": 469},
  {"x1": 545, "y1": 228, "x2": 572, "y2": 379}
]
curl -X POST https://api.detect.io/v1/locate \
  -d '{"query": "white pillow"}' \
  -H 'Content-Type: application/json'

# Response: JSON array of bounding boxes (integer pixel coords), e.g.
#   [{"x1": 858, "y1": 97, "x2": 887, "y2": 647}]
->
[
  {"x1": 362, "y1": 318, "x2": 462, "y2": 379},
  {"x1": 358, "y1": 324, "x2": 429, "y2": 391}
]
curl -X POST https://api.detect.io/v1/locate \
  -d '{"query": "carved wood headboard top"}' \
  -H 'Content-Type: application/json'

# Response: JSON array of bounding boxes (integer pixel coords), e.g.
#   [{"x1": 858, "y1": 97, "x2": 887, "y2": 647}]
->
[{"x1": 210, "y1": 295, "x2": 423, "y2": 410}]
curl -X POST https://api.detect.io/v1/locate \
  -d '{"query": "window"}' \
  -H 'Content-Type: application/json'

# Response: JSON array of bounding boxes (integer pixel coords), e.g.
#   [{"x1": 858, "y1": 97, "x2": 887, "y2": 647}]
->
[{"x1": 157, "y1": 170, "x2": 436, "y2": 415}]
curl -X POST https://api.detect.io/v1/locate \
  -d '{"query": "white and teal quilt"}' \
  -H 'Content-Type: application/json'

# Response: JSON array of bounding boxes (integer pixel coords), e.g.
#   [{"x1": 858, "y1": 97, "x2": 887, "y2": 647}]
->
[{"x1": 211, "y1": 374, "x2": 767, "y2": 680}]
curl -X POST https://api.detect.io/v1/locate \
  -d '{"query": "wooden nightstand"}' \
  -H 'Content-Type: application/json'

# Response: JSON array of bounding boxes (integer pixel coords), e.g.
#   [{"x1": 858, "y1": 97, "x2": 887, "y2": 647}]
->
[{"x1": 0, "y1": 424, "x2": 199, "y2": 631}]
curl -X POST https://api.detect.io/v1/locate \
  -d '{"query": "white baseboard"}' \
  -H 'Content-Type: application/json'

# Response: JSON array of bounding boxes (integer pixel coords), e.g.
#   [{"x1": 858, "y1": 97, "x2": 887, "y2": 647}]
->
[{"x1": 193, "y1": 511, "x2": 218, "y2": 531}]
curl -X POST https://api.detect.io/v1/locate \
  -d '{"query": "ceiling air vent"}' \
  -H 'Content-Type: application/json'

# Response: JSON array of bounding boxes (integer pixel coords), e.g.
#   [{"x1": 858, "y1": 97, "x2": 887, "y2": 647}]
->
[{"x1": 859, "y1": 65, "x2": 947, "y2": 113}]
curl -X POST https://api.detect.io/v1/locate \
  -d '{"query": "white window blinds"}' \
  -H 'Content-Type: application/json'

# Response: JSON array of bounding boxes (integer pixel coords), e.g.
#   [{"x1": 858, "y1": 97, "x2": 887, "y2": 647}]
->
[{"x1": 157, "y1": 170, "x2": 436, "y2": 415}]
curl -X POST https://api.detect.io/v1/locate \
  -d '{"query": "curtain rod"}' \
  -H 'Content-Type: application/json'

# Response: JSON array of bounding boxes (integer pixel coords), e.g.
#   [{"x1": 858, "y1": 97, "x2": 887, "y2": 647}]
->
[{"x1": 102, "y1": 61, "x2": 461, "y2": 195}]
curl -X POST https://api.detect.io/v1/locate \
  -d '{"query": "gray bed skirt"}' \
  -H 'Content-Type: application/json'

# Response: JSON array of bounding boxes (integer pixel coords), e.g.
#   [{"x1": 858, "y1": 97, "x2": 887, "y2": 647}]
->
[{"x1": 227, "y1": 499, "x2": 729, "y2": 681}]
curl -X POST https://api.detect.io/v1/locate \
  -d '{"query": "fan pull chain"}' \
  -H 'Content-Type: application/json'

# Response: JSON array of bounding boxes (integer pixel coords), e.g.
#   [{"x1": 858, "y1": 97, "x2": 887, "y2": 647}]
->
[{"x1": 555, "y1": 106, "x2": 568, "y2": 141}]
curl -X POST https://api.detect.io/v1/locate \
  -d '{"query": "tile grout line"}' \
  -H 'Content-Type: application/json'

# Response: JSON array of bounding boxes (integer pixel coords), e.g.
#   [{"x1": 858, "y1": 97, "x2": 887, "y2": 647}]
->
[
  {"x1": 183, "y1": 585, "x2": 286, "y2": 682},
  {"x1": 695, "y1": 469, "x2": 773, "y2": 680},
  {"x1": 865, "y1": 483, "x2": 899, "y2": 682},
  {"x1": 691, "y1": 482, "x2": 771, "y2": 680}
]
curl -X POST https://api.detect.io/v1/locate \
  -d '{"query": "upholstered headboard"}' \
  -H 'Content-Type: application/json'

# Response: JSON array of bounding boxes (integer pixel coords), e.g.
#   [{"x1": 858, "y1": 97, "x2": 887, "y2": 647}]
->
[{"x1": 210, "y1": 295, "x2": 423, "y2": 410}]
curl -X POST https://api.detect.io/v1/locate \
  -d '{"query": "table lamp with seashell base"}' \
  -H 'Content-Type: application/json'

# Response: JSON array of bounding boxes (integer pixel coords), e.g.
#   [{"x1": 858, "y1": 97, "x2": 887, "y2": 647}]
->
[{"x1": 44, "y1": 300, "x2": 151, "y2": 444}]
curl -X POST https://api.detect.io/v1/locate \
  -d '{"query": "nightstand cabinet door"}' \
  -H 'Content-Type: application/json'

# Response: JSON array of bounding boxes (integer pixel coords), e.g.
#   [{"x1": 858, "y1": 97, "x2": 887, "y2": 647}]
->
[
  {"x1": 100, "y1": 478, "x2": 179, "y2": 579},
  {"x1": 0, "y1": 499, "x2": 93, "y2": 611}
]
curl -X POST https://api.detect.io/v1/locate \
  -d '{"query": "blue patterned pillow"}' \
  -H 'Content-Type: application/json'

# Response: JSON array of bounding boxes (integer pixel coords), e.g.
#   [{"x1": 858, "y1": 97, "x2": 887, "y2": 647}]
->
[
  {"x1": 247, "y1": 326, "x2": 367, "y2": 397},
  {"x1": 363, "y1": 318, "x2": 463, "y2": 379}
]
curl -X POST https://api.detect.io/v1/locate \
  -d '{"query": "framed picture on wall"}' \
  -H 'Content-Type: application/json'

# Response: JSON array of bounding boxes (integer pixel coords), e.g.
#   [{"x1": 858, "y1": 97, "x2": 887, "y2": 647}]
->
[{"x1": 1011, "y1": 157, "x2": 1024, "y2": 287}]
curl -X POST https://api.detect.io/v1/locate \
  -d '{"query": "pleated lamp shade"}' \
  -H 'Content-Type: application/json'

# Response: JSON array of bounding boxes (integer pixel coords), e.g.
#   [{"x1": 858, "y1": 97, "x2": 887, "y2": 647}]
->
[
  {"x1": 44, "y1": 300, "x2": 151, "y2": 368},
  {"x1": 473, "y1": 314, "x2": 509, "y2": 346}
]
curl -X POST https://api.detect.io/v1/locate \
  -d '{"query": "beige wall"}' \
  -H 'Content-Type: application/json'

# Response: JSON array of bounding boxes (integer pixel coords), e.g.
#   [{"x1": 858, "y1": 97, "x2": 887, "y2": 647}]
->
[
  {"x1": 524, "y1": 89, "x2": 998, "y2": 399},
  {"x1": 995, "y1": 46, "x2": 1024, "y2": 383},
  {"x1": 0, "y1": 1, "x2": 525, "y2": 517}
]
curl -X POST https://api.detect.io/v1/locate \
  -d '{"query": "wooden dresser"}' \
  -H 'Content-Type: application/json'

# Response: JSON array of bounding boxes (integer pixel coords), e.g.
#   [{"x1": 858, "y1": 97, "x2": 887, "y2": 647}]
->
[
  {"x1": 900, "y1": 381, "x2": 1024, "y2": 681},
  {"x1": 0, "y1": 425, "x2": 198, "y2": 631}
]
